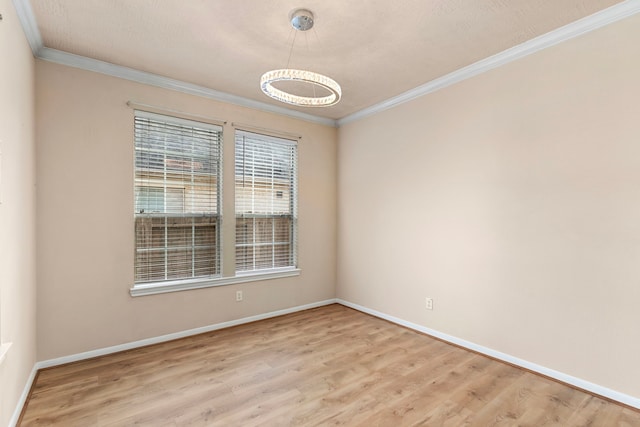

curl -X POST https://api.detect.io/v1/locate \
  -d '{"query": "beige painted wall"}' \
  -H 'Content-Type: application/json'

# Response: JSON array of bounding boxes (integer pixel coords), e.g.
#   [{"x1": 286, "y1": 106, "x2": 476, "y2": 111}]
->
[
  {"x1": 337, "y1": 14, "x2": 640, "y2": 398},
  {"x1": 36, "y1": 61, "x2": 337, "y2": 360},
  {"x1": 0, "y1": 0, "x2": 37, "y2": 424}
]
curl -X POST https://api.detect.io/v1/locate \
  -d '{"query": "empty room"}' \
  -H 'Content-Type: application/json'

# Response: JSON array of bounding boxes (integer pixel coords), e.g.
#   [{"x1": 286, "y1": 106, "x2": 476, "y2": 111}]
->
[{"x1": 1, "y1": 0, "x2": 640, "y2": 425}]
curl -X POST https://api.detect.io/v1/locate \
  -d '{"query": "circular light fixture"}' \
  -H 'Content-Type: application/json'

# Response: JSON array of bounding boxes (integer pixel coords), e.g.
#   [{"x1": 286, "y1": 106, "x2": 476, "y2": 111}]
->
[
  {"x1": 260, "y1": 9, "x2": 342, "y2": 107},
  {"x1": 260, "y1": 69, "x2": 342, "y2": 107}
]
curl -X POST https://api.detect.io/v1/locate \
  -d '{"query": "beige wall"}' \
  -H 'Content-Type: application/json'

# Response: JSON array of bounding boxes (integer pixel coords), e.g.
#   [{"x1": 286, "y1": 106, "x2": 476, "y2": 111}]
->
[
  {"x1": 0, "y1": 0, "x2": 37, "y2": 424},
  {"x1": 337, "y1": 14, "x2": 640, "y2": 398},
  {"x1": 36, "y1": 61, "x2": 337, "y2": 360}
]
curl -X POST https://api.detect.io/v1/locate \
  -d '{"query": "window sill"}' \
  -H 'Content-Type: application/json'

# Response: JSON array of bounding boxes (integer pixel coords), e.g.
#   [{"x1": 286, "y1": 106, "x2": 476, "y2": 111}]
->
[
  {"x1": 0, "y1": 342, "x2": 12, "y2": 365},
  {"x1": 130, "y1": 268, "x2": 301, "y2": 297}
]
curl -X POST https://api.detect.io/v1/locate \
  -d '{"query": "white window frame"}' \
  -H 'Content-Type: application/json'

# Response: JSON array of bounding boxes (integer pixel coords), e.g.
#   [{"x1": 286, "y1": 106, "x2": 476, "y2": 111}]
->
[
  {"x1": 234, "y1": 130, "x2": 298, "y2": 275},
  {"x1": 129, "y1": 115, "x2": 300, "y2": 297},
  {"x1": 132, "y1": 110, "x2": 223, "y2": 291}
]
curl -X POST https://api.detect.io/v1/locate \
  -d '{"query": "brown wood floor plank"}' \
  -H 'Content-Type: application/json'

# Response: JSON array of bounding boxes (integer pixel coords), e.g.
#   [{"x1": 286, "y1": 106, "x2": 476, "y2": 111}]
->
[{"x1": 18, "y1": 304, "x2": 640, "y2": 426}]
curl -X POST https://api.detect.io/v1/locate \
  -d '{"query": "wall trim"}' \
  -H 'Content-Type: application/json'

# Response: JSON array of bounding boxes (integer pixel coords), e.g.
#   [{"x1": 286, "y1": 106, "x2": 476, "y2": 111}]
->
[
  {"x1": 13, "y1": 1, "x2": 640, "y2": 129},
  {"x1": 336, "y1": 298, "x2": 640, "y2": 410},
  {"x1": 8, "y1": 364, "x2": 38, "y2": 427},
  {"x1": 10, "y1": 299, "x2": 335, "y2": 423},
  {"x1": 130, "y1": 268, "x2": 302, "y2": 297},
  {"x1": 10, "y1": 0, "x2": 337, "y2": 127},
  {"x1": 11, "y1": 0, "x2": 42, "y2": 53},
  {"x1": 36, "y1": 47, "x2": 337, "y2": 128},
  {"x1": 10, "y1": 298, "x2": 638, "y2": 422},
  {"x1": 36, "y1": 299, "x2": 337, "y2": 369},
  {"x1": 337, "y1": 0, "x2": 640, "y2": 126}
]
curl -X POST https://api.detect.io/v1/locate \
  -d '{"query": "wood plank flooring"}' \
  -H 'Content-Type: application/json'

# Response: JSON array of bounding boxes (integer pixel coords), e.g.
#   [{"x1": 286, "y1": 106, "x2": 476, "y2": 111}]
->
[{"x1": 19, "y1": 304, "x2": 640, "y2": 426}]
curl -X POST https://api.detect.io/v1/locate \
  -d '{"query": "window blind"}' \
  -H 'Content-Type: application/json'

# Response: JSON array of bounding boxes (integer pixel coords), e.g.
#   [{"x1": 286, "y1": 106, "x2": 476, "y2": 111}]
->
[
  {"x1": 134, "y1": 111, "x2": 222, "y2": 284},
  {"x1": 235, "y1": 130, "x2": 297, "y2": 272}
]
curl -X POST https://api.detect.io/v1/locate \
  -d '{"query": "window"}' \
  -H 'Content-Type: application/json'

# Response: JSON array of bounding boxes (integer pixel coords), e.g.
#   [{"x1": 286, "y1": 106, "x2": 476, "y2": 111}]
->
[
  {"x1": 134, "y1": 111, "x2": 222, "y2": 284},
  {"x1": 135, "y1": 187, "x2": 184, "y2": 214},
  {"x1": 235, "y1": 130, "x2": 298, "y2": 273}
]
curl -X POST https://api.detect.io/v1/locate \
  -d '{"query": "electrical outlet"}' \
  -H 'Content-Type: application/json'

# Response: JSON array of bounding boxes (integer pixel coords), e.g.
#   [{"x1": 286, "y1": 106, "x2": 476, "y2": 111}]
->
[
  {"x1": 425, "y1": 297, "x2": 433, "y2": 310},
  {"x1": 236, "y1": 291, "x2": 243, "y2": 302}
]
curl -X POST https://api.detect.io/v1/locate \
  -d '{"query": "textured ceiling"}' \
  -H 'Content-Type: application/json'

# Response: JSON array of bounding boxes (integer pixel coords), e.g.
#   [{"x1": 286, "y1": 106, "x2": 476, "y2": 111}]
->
[{"x1": 30, "y1": 0, "x2": 624, "y2": 120}]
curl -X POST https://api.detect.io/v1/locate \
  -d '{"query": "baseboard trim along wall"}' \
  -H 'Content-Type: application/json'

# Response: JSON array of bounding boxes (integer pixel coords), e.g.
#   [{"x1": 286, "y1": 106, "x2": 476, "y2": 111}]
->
[
  {"x1": 37, "y1": 299, "x2": 338, "y2": 369},
  {"x1": 9, "y1": 365, "x2": 38, "y2": 427},
  {"x1": 9, "y1": 299, "x2": 337, "y2": 426},
  {"x1": 11, "y1": 297, "x2": 638, "y2": 425},
  {"x1": 336, "y1": 298, "x2": 640, "y2": 410}
]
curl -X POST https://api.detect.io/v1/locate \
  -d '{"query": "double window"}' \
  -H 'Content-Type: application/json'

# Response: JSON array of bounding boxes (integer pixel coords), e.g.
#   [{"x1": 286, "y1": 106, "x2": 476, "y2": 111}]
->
[{"x1": 133, "y1": 111, "x2": 298, "y2": 290}]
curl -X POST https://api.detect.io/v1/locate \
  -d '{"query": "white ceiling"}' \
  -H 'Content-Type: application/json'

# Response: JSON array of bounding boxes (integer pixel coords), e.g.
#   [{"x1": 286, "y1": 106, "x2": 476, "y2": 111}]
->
[{"x1": 25, "y1": 1, "x2": 627, "y2": 122}]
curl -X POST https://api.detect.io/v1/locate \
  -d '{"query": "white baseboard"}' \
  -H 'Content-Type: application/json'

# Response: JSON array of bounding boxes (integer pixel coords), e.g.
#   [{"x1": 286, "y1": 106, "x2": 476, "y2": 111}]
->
[
  {"x1": 37, "y1": 299, "x2": 337, "y2": 369},
  {"x1": 13, "y1": 296, "x2": 637, "y2": 424},
  {"x1": 336, "y1": 298, "x2": 640, "y2": 410},
  {"x1": 8, "y1": 364, "x2": 38, "y2": 427},
  {"x1": 10, "y1": 299, "x2": 336, "y2": 425}
]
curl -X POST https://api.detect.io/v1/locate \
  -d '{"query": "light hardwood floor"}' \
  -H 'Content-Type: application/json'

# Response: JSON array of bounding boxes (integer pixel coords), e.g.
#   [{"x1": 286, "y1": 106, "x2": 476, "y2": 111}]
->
[{"x1": 19, "y1": 304, "x2": 640, "y2": 426}]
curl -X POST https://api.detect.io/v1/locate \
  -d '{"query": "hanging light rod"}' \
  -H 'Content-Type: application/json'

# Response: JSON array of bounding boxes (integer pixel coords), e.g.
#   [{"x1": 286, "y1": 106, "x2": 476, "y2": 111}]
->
[{"x1": 260, "y1": 9, "x2": 342, "y2": 107}]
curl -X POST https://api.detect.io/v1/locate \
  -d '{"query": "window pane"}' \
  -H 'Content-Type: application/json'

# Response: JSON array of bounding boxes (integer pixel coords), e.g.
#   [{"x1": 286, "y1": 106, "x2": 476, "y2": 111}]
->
[
  {"x1": 134, "y1": 112, "x2": 222, "y2": 284},
  {"x1": 235, "y1": 130, "x2": 297, "y2": 273}
]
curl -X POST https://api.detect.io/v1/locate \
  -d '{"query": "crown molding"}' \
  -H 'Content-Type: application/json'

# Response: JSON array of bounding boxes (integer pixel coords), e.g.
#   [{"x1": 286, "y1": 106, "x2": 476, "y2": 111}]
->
[
  {"x1": 11, "y1": 0, "x2": 337, "y2": 128},
  {"x1": 11, "y1": 0, "x2": 640, "y2": 128},
  {"x1": 12, "y1": 0, "x2": 42, "y2": 53},
  {"x1": 36, "y1": 48, "x2": 338, "y2": 127},
  {"x1": 337, "y1": 0, "x2": 640, "y2": 126}
]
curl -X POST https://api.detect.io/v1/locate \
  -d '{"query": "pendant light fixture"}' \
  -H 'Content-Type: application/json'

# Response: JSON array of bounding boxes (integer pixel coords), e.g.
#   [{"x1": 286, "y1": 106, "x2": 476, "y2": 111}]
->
[{"x1": 260, "y1": 9, "x2": 342, "y2": 107}]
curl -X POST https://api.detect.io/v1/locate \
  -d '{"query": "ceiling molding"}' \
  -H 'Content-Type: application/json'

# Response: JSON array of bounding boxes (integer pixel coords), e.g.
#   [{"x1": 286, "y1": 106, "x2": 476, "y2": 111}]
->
[
  {"x1": 12, "y1": 0, "x2": 640, "y2": 128},
  {"x1": 12, "y1": 0, "x2": 337, "y2": 128},
  {"x1": 36, "y1": 47, "x2": 338, "y2": 127},
  {"x1": 12, "y1": 0, "x2": 42, "y2": 54},
  {"x1": 337, "y1": 0, "x2": 640, "y2": 126}
]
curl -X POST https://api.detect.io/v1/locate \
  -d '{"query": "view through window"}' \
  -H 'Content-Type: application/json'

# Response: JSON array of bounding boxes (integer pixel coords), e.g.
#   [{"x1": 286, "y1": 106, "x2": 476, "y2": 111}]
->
[
  {"x1": 134, "y1": 111, "x2": 222, "y2": 284},
  {"x1": 235, "y1": 130, "x2": 298, "y2": 273}
]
